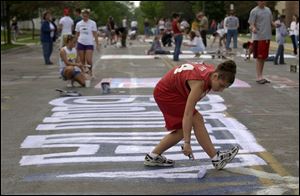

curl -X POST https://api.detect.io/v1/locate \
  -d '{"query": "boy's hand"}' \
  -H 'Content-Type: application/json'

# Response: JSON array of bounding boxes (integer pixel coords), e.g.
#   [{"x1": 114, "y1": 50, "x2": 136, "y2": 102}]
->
[{"x1": 182, "y1": 143, "x2": 195, "y2": 160}]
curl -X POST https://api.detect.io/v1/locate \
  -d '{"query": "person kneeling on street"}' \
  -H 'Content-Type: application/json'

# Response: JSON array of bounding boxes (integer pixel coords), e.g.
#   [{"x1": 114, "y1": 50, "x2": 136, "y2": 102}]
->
[
  {"x1": 147, "y1": 35, "x2": 171, "y2": 55},
  {"x1": 59, "y1": 35, "x2": 87, "y2": 87}
]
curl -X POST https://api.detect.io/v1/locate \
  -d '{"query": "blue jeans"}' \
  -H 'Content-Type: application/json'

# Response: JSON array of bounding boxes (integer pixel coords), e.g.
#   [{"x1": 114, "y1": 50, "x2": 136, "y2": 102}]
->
[
  {"x1": 226, "y1": 29, "x2": 238, "y2": 49},
  {"x1": 290, "y1": 35, "x2": 298, "y2": 55},
  {"x1": 42, "y1": 42, "x2": 53, "y2": 64},
  {"x1": 274, "y1": 44, "x2": 285, "y2": 64},
  {"x1": 173, "y1": 34, "x2": 183, "y2": 61}
]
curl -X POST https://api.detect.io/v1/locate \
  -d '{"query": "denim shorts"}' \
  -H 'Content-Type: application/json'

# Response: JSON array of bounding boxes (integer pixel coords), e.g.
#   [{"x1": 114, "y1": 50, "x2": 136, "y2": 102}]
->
[{"x1": 61, "y1": 67, "x2": 81, "y2": 80}]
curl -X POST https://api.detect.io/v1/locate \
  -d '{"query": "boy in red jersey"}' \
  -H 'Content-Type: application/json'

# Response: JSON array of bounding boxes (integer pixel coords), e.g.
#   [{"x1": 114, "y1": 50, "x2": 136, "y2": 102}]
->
[{"x1": 144, "y1": 60, "x2": 239, "y2": 169}]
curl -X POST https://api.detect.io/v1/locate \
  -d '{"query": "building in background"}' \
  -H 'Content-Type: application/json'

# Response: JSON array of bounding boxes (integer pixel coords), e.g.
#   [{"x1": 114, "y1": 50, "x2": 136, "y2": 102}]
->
[{"x1": 275, "y1": 1, "x2": 299, "y2": 25}]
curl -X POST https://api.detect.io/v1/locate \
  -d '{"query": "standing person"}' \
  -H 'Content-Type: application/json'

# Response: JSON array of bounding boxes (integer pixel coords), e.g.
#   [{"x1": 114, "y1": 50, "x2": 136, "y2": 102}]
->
[
  {"x1": 59, "y1": 8, "x2": 74, "y2": 48},
  {"x1": 225, "y1": 10, "x2": 239, "y2": 50},
  {"x1": 73, "y1": 8, "x2": 82, "y2": 35},
  {"x1": 162, "y1": 18, "x2": 173, "y2": 47},
  {"x1": 11, "y1": 16, "x2": 18, "y2": 41},
  {"x1": 289, "y1": 14, "x2": 299, "y2": 55},
  {"x1": 40, "y1": 11, "x2": 55, "y2": 65},
  {"x1": 248, "y1": 1, "x2": 274, "y2": 84},
  {"x1": 144, "y1": 18, "x2": 151, "y2": 39},
  {"x1": 172, "y1": 13, "x2": 183, "y2": 62},
  {"x1": 197, "y1": 12, "x2": 208, "y2": 47},
  {"x1": 210, "y1": 19, "x2": 217, "y2": 34},
  {"x1": 274, "y1": 15, "x2": 288, "y2": 65},
  {"x1": 144, "y1": 60, "x2": 239, "y2": 168},
  {"x1": 107, "y1": 16, "x2": 116, "y2": 45},
  {"x1": 75, "y1": 8, "x2": 99, "y2": 78}
]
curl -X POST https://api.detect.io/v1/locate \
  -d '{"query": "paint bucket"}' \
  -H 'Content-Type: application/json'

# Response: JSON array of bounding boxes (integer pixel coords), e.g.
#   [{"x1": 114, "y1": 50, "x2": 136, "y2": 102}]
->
[
  {"x1": 290, "y1": 64, "x2": 298, "y2": 73},
  {"x1": 85, "y1": 80, "x2": 91, "y2": 88},
  {"x1": 101, "y1": 82, "x2": 110, "y2": 94}
]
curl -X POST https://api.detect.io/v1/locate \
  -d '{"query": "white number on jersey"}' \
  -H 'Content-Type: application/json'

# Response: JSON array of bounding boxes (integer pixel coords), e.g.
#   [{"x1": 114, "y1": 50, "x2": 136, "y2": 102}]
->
[{"x1": 174, "y1": 64, "x2": 194, "y2": 74}]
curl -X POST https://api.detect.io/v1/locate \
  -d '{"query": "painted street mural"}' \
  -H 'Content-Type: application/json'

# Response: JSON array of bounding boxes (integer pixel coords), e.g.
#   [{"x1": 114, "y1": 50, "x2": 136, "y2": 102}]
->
[{"x1": 20, "y1": 94, "x2": 267, "y2": 180}]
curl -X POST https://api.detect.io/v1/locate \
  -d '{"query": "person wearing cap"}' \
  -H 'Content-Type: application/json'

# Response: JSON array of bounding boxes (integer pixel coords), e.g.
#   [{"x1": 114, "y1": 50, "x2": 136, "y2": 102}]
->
[{"x1": 59, "y1": 8, "x2": 74, "y2": 48}]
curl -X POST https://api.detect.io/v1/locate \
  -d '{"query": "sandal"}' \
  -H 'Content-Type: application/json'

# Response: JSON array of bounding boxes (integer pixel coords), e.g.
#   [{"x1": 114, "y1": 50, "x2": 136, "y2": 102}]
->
[{"x1": 256, "y1": 79, "x2": 267, "y2": 84}]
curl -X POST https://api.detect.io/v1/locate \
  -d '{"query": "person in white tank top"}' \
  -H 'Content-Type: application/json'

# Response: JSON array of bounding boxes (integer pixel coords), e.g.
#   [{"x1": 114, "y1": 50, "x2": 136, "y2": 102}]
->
[{"x1": 59, "y1": 35, "x2": 86, "y2": 87}]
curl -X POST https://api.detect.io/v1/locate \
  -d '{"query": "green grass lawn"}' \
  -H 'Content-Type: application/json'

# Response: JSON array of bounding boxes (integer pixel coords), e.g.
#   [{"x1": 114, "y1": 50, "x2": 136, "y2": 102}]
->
[
  {"x1": 1, "y1": 29, "x2": 40, "y2": 50},
  {"x1": 1, "y1": 43, "x2": 25, "y2": 51},
  {"x1": 239, "y1": 33, "x2": 292, "y2": 44}
]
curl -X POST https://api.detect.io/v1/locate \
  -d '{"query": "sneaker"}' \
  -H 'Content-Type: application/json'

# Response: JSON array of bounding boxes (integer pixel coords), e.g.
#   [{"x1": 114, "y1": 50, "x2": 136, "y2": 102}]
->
[
  {"x1": 144, "y1": 154, "x2": 175, "y2": 167},
  {"x1": 66, "y1": 80, "x2": 73, "y2": 88},
  {"x1": 212, "y1": 146, "x2": 239, "y2": 170}
]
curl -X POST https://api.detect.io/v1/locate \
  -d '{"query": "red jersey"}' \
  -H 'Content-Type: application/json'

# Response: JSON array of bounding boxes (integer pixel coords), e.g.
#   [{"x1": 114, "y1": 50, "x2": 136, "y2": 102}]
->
[{"x1": 154, "y1": 62, "x2": 215, "y2": 130}]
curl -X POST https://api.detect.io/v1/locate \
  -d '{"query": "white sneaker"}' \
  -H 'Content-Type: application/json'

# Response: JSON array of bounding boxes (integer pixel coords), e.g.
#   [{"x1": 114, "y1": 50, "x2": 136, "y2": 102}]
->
[
  {"x1": 144, "y1": 154, "x2": 175, "y2": 167},
  {"x1": 212, "y1": 146, "x2": 239, "y2": 170},
  {"x1": 66, "y1": 80, "x2": 72, "y2": 88}
]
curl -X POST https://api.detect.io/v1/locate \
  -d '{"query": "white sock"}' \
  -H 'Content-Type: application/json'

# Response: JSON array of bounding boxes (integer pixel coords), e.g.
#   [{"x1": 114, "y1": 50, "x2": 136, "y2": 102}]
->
[
  {"x1": 149, "y1": 152, "x2": 159, "y2": 158},
  {"x1": 212, "y1": 154, "x2": 218, "y2": 161}
]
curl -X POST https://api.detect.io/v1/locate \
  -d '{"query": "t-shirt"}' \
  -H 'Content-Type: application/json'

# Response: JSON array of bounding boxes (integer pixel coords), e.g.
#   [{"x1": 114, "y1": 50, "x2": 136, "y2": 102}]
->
[
  {"x1": 172, "y1": 20, "x2": 181, "y2": 35},
  {"x1": 248, "y1": 6, "x2": 273, "y2": 40},
  {"x1": 199, "y1": 16, "x2": 208, "y2": 31},
  {"x1": 131, "y1": 21, "x2": 138, "y2": 28},
  {"x1": 275, "y1": 20, "x2": 288, "y2": 45},
  {"x1": 75, "y1": 19, "x2": 97, "y2": 45},
  {"x1": 59, "y1": 16, "x2": 74, "y2": 35},
  {"x1": 59, "y1": 46, "x2": 77, "y2": 72},
  {"x1": 225, "y1": 16, "x2": 239, "y2": 30},
  {"x1": 289, "y1": 21, "x2": 297, "y2": 36},
  {"x1": 155, "y1": 62, "x2": 214, "y2": 103},
  {"x1": 49, "y1": 22, "x2": 55, "y2": 38}
]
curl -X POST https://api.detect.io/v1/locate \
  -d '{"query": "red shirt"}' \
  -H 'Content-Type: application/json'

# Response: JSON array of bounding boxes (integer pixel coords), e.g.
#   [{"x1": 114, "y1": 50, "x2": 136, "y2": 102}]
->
[
  {"x1": 172, "y1": 20, "x2": 181, "y2": 35},
  {"x1": 154, "y1": 62, "x2": 215, "y2": 130},
  {"x1": 155, "y1": 62, "x2": 214, "y2": 102}
]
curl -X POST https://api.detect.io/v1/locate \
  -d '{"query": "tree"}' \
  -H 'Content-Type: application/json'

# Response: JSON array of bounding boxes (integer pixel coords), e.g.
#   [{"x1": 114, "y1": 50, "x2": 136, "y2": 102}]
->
[
  {"x1": 5, "y1": 1, "x2": 83, "y2": 42},
  {"x1": 82, "y1": 1, "x2": 133, "y2": 27}
]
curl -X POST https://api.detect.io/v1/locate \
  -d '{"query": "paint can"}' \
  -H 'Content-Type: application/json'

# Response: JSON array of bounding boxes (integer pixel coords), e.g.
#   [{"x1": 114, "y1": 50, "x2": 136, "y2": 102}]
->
[
  {"x1": 290, "y1": 64, "x2": 298, "y2": 73},
  {"x1": 101, "y1": 82, "x2": 110, "y2": 94},
  {"x1": 85, "y1": 80, "x2": 91, "y2": 88}
]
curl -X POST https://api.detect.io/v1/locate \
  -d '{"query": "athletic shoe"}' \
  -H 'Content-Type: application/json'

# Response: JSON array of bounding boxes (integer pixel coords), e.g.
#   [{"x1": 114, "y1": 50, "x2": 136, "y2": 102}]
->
[
  {"x1": 144, "y1": 154, "x2": 175, "y2": 167},
  {"x1": 212, "y1": 146, "x2": 239, "y2": 170},
  {"x1": 66, "y1": 80, "x2": 73, "y2": 88}
]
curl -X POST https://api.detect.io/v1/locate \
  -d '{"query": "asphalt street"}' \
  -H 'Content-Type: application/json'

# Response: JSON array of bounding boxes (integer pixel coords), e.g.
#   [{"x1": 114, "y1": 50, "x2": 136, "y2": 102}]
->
[{"x1": 1, "y1": 36, "x2": 299, "y2": 195}]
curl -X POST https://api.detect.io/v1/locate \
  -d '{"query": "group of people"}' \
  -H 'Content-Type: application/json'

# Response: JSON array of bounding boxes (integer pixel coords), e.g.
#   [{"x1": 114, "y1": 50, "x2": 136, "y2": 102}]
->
[
  {"x1": 41, "y1": 8, "x2": 99, "y2": 87},
  {"x1": 104, "y1": 16, "x2": 135, "y2": 48}
]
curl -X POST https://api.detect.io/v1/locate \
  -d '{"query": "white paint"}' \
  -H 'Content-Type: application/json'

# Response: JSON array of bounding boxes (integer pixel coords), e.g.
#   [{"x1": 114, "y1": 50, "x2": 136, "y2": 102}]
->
[
  {"x1": 100, "y1": 54, "x2": 213, "y2": 60},
  {"x1": 48, "y1": 95, "x2": 224, "y2": 107},
  {"x1": 95, "y1": 77, "x2": 250, "y2": 89},
  {"x1": 37, "y1": 112, "x2": 247, "y2": 130},
  {"x1": 56, "y1": 157, "x2": 267, "y2": 179},
  {"x1": 43, "y1": 116, "x2": 164, "y2": 123},
  {"x1": 20, "y1": 94, "x2": 267, "y2": 182},
  {"x1": 240, "y1": 54, "x2": 297, "y2": 59}
]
